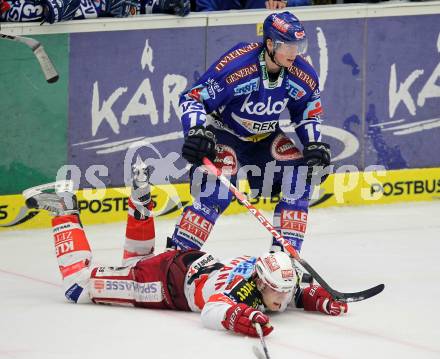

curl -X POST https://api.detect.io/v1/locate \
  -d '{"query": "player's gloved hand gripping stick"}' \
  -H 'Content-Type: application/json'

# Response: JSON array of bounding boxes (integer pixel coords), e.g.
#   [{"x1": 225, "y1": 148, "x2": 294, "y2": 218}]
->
[{"x1": 202, "y1": 157, "x2": 384, "y2": 303}]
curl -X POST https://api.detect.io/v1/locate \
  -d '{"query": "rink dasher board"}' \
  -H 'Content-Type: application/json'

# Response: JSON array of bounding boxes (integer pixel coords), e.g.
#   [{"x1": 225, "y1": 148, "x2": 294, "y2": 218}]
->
[
  {"x1": 1, "y1": 4, "x2": 440, "y2": 198},
  {"x1": 1, "y1": 167, "x2": 439, "y2": 231}
]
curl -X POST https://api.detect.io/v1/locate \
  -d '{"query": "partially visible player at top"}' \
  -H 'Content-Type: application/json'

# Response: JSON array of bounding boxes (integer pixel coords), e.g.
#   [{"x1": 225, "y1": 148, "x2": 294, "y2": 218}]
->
[
  {"x1": 23, "y1": 162, "x2": 346, "y2": 338},
  {"x1": 168, "y1": 11, "x2": 331, "y2": 254}
]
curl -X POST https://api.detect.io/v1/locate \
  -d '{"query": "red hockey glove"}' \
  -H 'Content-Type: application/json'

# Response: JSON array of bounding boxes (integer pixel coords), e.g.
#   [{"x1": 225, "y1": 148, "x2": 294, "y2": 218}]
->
[
  {"x1": 302, "y1": 285, "x2": 348, "y2": 316},
  {"x1": 222, "y1": 303, "x2": 273, "y2": 337}
]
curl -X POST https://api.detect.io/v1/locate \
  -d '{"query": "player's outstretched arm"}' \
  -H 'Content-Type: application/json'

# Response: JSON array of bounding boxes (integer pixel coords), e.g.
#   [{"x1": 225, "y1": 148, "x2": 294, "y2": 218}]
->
[
  {"x1": 200, "y1": 292, "x2": 273, "y2": 338},
  {"x1": 221, "y1": 303, "x2": 273, "y2": 338}
]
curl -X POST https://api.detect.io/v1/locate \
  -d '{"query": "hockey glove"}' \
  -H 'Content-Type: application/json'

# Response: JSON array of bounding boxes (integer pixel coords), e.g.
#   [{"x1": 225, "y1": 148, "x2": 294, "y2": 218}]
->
[
  {"x1": 303, "y1": 142, "x2": 331, "y2": 185},
  {"x1": 182, "y1": 125, "x2": 217, "y2": 165},
  {"x1": 222, "y1": 303, "x2": 273, "y2": 338},
  {"x1": 301, "y1": 285, "x2": 348, "y2": 316},
  {"x1": 0, "y1": 0, "x2": 11, "y2": 15}
]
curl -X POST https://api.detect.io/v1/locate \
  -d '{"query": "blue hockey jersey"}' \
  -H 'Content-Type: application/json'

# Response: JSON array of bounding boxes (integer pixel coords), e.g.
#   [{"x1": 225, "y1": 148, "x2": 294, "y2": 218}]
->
[{"x1": 179, "y1": 42, "x2": 323, "y2": 145}]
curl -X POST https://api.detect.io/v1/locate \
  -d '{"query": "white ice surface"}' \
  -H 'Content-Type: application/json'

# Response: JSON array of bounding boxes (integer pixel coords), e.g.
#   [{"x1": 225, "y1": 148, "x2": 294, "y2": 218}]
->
[{"x1": 1, "y1": 202, "x2": 440, "y2": 359}]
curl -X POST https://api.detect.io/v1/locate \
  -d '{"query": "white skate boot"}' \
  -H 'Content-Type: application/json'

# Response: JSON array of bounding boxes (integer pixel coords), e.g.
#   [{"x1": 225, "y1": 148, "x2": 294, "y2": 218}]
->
[
  {"x1": 23, "y1": 180, "x2": 78, "y2": 215},
  {"x1": 131, "y1": 156, "x2": 154, "y2": 219}
]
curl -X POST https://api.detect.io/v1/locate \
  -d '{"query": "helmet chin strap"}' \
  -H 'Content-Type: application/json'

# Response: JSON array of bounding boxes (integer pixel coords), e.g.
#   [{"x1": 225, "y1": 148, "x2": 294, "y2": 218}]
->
[
  {"x1": 267, "y1": 48, "x2": 284, "y2": 69},
  {"x1": 255, "y1": 277, "x2": 265, "y2": 292}
]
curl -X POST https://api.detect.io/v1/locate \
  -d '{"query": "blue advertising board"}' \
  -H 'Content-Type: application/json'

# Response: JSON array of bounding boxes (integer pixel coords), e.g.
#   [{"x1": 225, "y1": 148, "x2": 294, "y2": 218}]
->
[
  {"x1": 69, "y1": 28, "x2": 206, "y2": 187},
  {"x1": 364, "y1": 15, "x2": 440, "y2": 169},
  {"x1": 68, "y1": 14, "x2": 440, "y2": 188}
]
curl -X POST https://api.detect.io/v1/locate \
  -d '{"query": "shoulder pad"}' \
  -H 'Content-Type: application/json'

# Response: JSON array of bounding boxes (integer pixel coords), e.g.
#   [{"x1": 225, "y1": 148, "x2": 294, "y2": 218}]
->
[
  {"x1": 287, "y1": 56, "x2": 319, "y2": 92},
  {"x1": 224, "y1": 63, "x2": 259, "y2": 85},
  {"x1": 214, "y1": 42, "x2": 262, "y2": 73}
]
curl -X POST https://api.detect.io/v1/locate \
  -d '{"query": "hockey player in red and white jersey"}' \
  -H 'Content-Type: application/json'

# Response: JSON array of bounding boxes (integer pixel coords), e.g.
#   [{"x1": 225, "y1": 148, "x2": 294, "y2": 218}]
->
[{"x1": 23, "y1": 161, "x2": 347, "y2": 338}]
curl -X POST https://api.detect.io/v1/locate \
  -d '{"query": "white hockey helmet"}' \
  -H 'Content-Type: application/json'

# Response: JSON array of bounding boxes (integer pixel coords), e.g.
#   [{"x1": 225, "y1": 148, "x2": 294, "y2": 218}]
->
[{"x1": 255, "y1": 252, "x2": 297, "y2": 293}]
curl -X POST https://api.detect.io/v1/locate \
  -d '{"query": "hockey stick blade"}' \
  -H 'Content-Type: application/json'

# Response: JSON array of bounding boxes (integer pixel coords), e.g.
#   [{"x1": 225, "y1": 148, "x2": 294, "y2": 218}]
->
[
  {"x1": 33, "y1": 44, "x2": 59, "y2": 83},
  {"x1": 252, "y1": 346, "x2": 266, "y2": 359},
  {"x1": 0, "y1": 34, "x2": 59, "y2": 83},
  {"x1": 298, "y1": 258, "x2": 385, "y2": 303},
  {"x1": 255, "y1": 323, "x2": 271, "y2": 359}
]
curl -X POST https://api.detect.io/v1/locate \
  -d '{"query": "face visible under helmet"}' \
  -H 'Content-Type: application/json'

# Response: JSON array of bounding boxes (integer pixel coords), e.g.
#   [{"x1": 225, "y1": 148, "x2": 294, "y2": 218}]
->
[
  {"x1": 255, "y1": 251, "x2": 297, "y2": 293},
  {"x1": 263, "y1": 11, "x2": 308, "y2": 56}
]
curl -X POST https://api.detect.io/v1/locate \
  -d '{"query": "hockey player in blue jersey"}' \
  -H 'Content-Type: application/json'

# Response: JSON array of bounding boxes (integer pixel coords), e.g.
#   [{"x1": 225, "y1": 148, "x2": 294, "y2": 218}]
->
[{"x1": 168, "y1": 11, "x2": 331, "y2": 254}]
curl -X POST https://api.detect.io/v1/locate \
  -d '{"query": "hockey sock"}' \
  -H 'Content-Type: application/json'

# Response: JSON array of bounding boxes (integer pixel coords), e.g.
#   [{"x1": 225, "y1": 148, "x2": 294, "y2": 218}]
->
[
  {"x1": 52, "y1": 214, "x2": 91, "y2": 279},
  {"x1": 272, "y1": 199, "x2": 309, "y2": 252},
  {"x1": 52, "y1": 214, "x2": 92, "y2": 303},
  {"x1": 123, "y1": 198, "x2": 155, "y2": 266}
]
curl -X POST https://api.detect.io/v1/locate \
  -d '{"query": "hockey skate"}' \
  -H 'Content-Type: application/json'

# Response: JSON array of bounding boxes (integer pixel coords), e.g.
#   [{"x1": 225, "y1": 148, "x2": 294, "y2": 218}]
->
[
  {"x1": 132, "y1": 155, "x2": 153, "y2": 193},
  {"x1": 130, "y1": 155, "x2": 154, "y2": 218},
  {"x1": 23, "y1": 180, "x2": 78, "y2": 216}
]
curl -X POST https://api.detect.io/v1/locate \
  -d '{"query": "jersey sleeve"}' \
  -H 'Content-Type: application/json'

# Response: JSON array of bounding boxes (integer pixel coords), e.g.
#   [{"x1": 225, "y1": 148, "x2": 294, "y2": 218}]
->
[
  {"x1": 200, "y1": 293, "x2": 235, "y2": 330},
  {"x1": 286, "y1": 61, "x2": 324, "y2": 146},
  {"x1": 179, "y1": 64, "x2": 233, "y2": 136},
  {"x1": 179, "y1": 42, "x2": 261, "y2": 136},
  {"x1": 200, "y1": 276, "x2": 263, "y2": 331}
]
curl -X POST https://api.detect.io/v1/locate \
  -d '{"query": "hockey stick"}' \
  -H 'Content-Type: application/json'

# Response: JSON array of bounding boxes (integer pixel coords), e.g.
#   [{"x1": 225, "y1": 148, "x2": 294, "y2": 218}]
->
[
  {"x1": 0, "y1": 33, "x2": 59, "y2": 83},
  {"x1": 252, "y1": 323, "x2": 271, "y2": 359},
  {"x1": 202, "y1": 157, "x2": 384, "y2": 303}
]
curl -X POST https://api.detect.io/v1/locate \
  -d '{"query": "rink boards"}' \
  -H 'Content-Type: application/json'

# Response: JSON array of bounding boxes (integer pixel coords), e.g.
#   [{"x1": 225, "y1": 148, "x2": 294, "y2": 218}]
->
[
  {"x1": 0, "y1": 3, "x2": 440, "y2": 231},
  {"x1": 0, "y1": 4, "x2": 440, "y2": 192},
  {"x1": 1, "y1": 167, "x2": 439, "y2": 231}
]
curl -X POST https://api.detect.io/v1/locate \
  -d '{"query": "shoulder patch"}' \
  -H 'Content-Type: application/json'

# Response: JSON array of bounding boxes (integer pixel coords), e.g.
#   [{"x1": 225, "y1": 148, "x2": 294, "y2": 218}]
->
[
  {"x1": 215, "y1": 43, "x2": 261, "y2": 72},
  {"x1": 226, "y1": 64, "x2": 258, "y2": 85},
  {"x1": 287, "y1": 64, "x2": 317, "y2": 92}
]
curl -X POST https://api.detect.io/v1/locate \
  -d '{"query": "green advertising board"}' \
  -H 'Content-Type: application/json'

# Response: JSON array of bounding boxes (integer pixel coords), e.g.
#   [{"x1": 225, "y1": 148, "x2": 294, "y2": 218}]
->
[{"x1": 0, "y1": 34, "x2": 69, "y2": 195}]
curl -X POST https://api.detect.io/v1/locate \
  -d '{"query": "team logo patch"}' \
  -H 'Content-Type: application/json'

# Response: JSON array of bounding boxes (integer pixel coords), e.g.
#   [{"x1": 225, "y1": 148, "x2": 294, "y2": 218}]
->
[
  {"x1": 94, "y1": 279, "x2": 105, "y2": 291},
  {"x1": 213, "y1": 144, "x2": 238, "y2": 175},
  {"x1": 240, "y1": 94, "x2": 288, "y2": 116},
  {"x1": 287, "y1": 80, "x2": 306, "y2": 101},
  {"x1": 264, "y1": 255, "x2": 280, "y2": 272},
  {"x1": 232, "y1": 113, "x2": 278, "y2": 134},
  {"x1": 304, "y1": 99, "x2": 323, "y2": 119},
  {"x1": 179, "y1": 209, "x2": 214, "y2": 244},
  {"x1": 187, "y1": 86, "x2": 203, "y2": 102},
  {"x1": 271, "y1": 134, "x2": 302, "y2": 161},
  {"x1": 272, "y1": 16, "x2": 290, "y2": 34},
  {"x1": 311, "y1": 88, "x2": 320, "y2": 100},
  {"x1": 204, "y1": 78, "x2": 224, "y2": 99},
  {"x1": 233, "y1": 78, "x2": 260, "y2": 96},
  {"x1": 280, "y1": 210, "x2": 307, "y2": 234},
  {"x1": 281, "y1": 269, "x2": 294, "y2": 279},
  {"x1": 295, "y1": 31, "x2": 305, "y2": 39}
]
